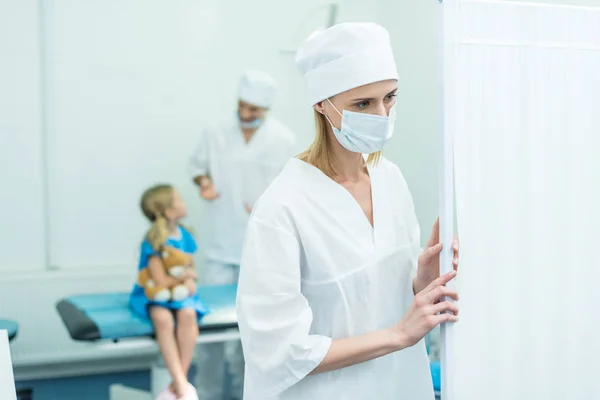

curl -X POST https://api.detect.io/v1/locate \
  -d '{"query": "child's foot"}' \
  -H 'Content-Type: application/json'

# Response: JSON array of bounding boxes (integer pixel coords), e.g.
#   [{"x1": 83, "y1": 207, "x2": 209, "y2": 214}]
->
[
  {"x1": 155, "y1": 387, "x2": 177, "y2": 400},
  {"x1": 173, "y1": 380, "x2": 195, "y2": 400},
  {"x1": 156, "y1": 381, "x2": 183, "y2": 400},
  {"x1": 182, "y1": 383, "x2": 198, "y2": 400}
]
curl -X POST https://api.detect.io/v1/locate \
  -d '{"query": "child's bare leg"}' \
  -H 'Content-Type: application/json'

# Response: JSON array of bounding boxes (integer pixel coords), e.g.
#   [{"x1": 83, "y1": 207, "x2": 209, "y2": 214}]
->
[
  {"x1": 150, "y1": 307, "x2": 188, "y2": 397},
  {"x1": 176, "y1": 308, "x2": 200, "y2": 377}
]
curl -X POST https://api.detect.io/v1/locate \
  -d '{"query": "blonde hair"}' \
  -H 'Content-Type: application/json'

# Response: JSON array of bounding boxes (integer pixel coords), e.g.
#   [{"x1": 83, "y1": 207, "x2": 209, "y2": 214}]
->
[
  {"x1": 140, "y1": 184, "x2": 174, "y2": 251},
  {"x1": 298, "y1": 110, "x2": 381, "y2": 177}
]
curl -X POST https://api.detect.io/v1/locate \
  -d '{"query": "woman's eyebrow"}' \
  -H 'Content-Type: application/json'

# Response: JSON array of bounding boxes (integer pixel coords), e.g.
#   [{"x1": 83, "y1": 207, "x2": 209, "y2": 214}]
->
[
  {"x1": 349, "y1": 89, "x2": 397, "y2": 103},
  {"x1": 349, "y1": 97, "x2": 374, "y2": 102}
]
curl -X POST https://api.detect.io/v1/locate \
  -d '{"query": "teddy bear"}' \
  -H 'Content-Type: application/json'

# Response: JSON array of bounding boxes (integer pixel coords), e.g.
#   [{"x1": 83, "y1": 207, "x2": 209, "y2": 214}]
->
[{"x1": 138, "y1": 246, "x2": 194, "y2": 302}]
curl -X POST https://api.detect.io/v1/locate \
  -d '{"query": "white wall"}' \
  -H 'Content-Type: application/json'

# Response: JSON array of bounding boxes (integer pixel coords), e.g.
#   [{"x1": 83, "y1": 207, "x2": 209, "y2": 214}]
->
[
  {"x1": 376, "y1": 0, "x2": 441, "y2": 244},
  {"x1": 0, "y1": 0, "x2": 46, "y2": 272},
  {"x1": 44, "y1": 0, "x2": 230, "y2": 269}
]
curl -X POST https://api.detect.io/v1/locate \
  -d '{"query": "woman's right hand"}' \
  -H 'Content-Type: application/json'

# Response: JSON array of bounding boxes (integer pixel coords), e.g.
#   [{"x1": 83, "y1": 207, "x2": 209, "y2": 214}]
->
[{"x1": 393, "y1": 270, "x2": 459, "y2": 348}]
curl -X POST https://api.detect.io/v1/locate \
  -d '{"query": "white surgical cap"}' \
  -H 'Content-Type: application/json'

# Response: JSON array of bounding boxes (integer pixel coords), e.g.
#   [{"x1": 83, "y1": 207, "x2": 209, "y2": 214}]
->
[
  {"x1": 238, "y1": 70, "x2": 277, "y2": 109},
  {"x1": 295, "y1": 22, "x2": 399, "y2": 106}
]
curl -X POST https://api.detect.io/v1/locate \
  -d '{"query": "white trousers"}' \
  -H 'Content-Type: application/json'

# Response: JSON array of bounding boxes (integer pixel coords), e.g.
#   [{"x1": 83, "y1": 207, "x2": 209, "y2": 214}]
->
[{"x1": 196, "y1": 261, "x2": 244, "y2": 400}]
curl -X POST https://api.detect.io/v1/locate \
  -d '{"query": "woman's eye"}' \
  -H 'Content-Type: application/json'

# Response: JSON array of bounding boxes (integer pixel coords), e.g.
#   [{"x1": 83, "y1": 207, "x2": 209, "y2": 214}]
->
[
  {"x1": 385, "y1": 94, "x2": 397, "y2": 102},
  {"x1": 355, "y1": 101, "x2": 369, "y2": 109}
]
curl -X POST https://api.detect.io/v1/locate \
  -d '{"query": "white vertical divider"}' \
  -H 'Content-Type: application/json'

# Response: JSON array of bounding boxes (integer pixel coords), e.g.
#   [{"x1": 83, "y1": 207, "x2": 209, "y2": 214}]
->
[
  {"x1": 438, "y1": 1, "x2": 600, "y2": 399},
  {"x1": 39, "y1": 0, "x2": 54, "y2": 270},
  {"x1": 0, "y1": 331, "x2": 16, "y2": 400},
  {"x1": 438, "y1": 0, "x2": 457, "y2": 399}
]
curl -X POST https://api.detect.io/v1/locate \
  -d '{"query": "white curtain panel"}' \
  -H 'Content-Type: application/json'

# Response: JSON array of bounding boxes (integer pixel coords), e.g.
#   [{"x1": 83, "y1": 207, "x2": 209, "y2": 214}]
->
[
  {"x1": 0, "y1": 331, "x2": 16, "y2": 400},
  {"x1": 443, "y1": 1, "x2": 600, "y2": 399}
]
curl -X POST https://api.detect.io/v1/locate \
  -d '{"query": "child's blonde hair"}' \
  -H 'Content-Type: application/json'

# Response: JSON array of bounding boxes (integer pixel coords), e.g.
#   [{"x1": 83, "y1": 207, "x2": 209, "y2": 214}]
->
[{"x1": 140, "y1": 184, "x2": 175, "y2": 251}]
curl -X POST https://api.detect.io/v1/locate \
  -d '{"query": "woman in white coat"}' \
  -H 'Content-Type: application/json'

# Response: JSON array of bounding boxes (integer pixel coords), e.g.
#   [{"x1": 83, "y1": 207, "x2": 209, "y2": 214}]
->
[{"x1": 236, "y1": 22, "x2": 460, "y2": 399}]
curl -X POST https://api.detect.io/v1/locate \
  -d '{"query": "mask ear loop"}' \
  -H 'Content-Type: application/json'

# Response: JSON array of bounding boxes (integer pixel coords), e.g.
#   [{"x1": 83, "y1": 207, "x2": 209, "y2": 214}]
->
[
  {"x1": 324, "y1": 99, "x2": 343, "y2": 130},
  {"x1": 326, "y1": 99, "x2": 343, "y2": 116},
  {"x1": 323, "y1": 99, "x2": 361, "y2": 149}
]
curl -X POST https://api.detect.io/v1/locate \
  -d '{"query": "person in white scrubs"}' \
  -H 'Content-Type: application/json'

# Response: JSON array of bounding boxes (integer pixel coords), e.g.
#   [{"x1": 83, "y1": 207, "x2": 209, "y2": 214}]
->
[
  {"x1": 236, "y1": 23, "x2": 460, "y2": 399},
  {"x1": 189, "y1": 70, "x2": 296, "y2": 400}
]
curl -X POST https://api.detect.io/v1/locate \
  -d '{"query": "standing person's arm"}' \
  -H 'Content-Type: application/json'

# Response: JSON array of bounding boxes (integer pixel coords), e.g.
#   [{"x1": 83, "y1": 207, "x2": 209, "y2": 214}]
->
[
  {"x1": 311, "y1": 271, "x2": 458, "y2": 374},
  {"x1": 193, "y1": 175, "x2": 211, "y2": 188},
  {"x1": 189, "y1": 129, "x2": 219, "y2": 200},
  {"x1": 237, "y1": 219, "x2": 331, "y2": 398},
  {"x1": 237, "y1": 216, "x2": 459, "y2": 397}
]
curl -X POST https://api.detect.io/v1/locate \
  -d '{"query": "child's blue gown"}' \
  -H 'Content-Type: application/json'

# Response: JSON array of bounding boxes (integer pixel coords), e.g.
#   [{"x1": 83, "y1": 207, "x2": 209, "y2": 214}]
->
[{"x1": 129, "y1": 226, "x2": 209, "y2": 320}]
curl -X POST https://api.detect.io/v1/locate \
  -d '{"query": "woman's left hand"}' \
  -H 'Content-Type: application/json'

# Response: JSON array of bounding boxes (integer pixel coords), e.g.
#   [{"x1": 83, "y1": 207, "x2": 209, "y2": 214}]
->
[{"x1": 413, "y1": 218, "x2": 459, "y2": 294}]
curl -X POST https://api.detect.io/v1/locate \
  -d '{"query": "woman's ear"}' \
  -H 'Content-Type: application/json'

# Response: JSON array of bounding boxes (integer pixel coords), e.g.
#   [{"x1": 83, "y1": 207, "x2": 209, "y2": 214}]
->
[{"x1": 313, "y1": 101, "x2": 326, "y2": 115}]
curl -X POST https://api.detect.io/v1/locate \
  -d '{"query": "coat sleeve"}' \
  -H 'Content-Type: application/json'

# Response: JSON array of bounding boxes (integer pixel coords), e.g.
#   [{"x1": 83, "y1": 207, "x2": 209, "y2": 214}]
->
[
  {"x1": 236, "y1": 219, "x2": 332, "y2": 398},
  {"x1": 188, "y1": 129, "x2": 210, "y2": 179}
]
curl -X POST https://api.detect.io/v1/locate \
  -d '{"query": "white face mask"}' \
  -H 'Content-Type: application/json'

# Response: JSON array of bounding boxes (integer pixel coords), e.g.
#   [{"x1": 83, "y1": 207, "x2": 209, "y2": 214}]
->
[
  {"x1": 325, "y1": 99, "x2": 397, "y2": 154},
  {"x1": 237, "y1": 111, "x2": 262, "y2": 130}
]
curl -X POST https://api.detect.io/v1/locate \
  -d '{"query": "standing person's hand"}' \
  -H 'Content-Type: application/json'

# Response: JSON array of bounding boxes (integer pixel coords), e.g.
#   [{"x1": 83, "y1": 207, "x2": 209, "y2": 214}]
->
[
  {"x1": 244, "y1": 203, "x2": 253, "y2": 214},
  {"x1": 198, "y1": 177, "x2": 220, "y2": 201},
  {"x1": 413, "y1": 218, "x2": 459, "y2": 294},
  {"x1": 392, "y1": 271, "x2": 459, "y2": 347}
]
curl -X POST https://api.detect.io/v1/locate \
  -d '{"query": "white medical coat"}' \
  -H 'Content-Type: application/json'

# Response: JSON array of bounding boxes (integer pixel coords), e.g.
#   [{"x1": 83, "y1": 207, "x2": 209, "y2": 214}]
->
[
  {"x1": 237, "y1": 157, "x2": 434, "y2": 400},
  {"x1": 188, "y1": 117, "x2": 296, "y2": 265}
]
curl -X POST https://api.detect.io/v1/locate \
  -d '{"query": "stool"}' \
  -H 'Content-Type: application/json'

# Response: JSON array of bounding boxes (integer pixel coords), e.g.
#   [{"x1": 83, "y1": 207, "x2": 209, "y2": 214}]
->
[
  {"x1": 430, "y1": 361, "x2": 441, "y2": 393},
  {"x1": 426, "y1": 334, "x2": 441, "y2": 397},
  {"x1": 0, "y1": 319, "x2": 18, "y2": 341}
]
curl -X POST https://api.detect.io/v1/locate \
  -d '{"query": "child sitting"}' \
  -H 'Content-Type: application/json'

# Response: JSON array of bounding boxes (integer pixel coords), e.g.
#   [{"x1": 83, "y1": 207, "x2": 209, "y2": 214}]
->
[{"x1": 129, "y1": 184, "x2": 207, "y2": 400}]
